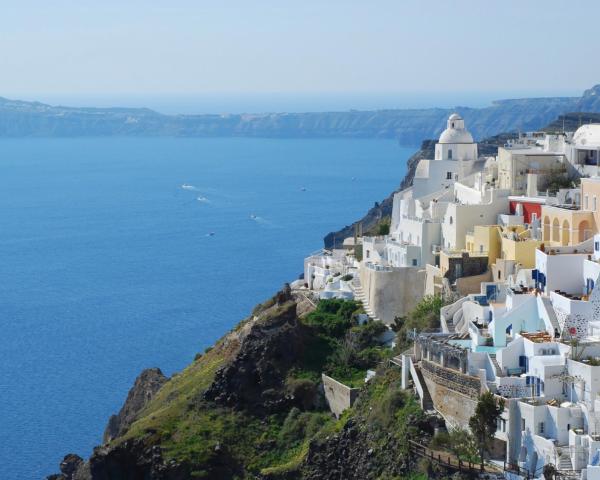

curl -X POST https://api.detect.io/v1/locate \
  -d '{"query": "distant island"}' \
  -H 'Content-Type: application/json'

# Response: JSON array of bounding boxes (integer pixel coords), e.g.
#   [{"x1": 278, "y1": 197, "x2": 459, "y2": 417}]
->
[{"x1": 3, "y1": 84, "x2": 600, "y2": 144}]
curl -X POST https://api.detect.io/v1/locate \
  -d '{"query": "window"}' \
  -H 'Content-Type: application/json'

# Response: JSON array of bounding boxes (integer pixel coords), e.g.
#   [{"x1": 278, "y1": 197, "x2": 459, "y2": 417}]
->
[
  {"x1": 366, "y1": 250, "x2": 370, "y2": 259},
  {"x1": 585, "y1": 195, "x2": 589, "y2": 210},
  {"x1": 449, "y1": 216, "x2": 453, "y2": 225},
  {"x1": 595, "y1": 241, "x2": 600, "y2": 252},
  {"x1": 448, "y1": 149, "x2": 453, "y2": 160},
  {"x1": 594, "y1": 196, "x2": 597, "y2": 212},
  {"x1": 538, "y1": 422, "x2": 545, "y2": 434},
  {"x1": 521, "y1": 419, "x2": 526, "y2": 431},
  {"x1": 412, "y1": 259, "x2": 417, "y2": 266},
  {"x1": 446, "y1": 171, "x2": 453, "y2": 180}
]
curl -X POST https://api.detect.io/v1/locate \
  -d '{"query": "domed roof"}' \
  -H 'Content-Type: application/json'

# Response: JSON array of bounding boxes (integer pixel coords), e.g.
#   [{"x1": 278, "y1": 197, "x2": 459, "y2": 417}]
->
[
  {"x1": 439, "y1": 127, "x2": 473, "y2": 144},
  {"x1": 573, "y1": 124, "x2": 600, "y2": 147},
  {"x1": 448, "y1": 113, "x2": 462, "y2": 121}
]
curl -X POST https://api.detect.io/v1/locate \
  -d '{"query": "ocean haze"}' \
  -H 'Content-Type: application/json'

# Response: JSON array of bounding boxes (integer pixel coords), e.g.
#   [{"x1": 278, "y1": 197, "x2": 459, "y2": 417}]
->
[{"x1": 3, "y1": 90, "x2": 584, "y2": 115}]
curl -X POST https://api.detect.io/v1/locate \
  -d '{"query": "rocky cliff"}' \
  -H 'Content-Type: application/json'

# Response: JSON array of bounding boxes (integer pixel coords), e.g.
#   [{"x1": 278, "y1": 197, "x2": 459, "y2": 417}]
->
[
  {"x1": 103, "y1": 368, "x2": 168, "y2": 444},
  {"x1": 49, "y1": 287, "x2": 441, "y2": 480},
  {"x1": 4, "y1": 84, "x2": 600, "y2": 142}
]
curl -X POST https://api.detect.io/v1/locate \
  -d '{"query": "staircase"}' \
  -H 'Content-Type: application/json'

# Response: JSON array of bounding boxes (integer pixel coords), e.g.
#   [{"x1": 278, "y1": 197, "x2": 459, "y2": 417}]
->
[
  {"x1": 414, "y1": 366, "x2": 434, "y2": 410},
  {"x1": 351, "y1": 277, "x2": 381, "y2": 322},
  {"x1": 489, "y1": 354, "x2": 503, "y2": 377},
  {"x1": 558, "y1": 453, "x2": 573, "y2": 471},
  {"x1": 540, "y1": 296, "x2": 560, "y2": 333}
]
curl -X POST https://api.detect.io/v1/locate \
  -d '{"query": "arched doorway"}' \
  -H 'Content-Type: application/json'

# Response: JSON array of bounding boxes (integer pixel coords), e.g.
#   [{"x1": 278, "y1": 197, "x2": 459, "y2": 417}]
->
[
  {"x1": 562, "y1": 220, "x2": 570, "y2": 245},
  {"x1": 579, "y1": 220, "x2": 592, "y2": 242},
  {"x1": 552, "y1": 218, "x2": 560, "y2": 243},
  {"x1": 543, "y1": 216, "x2": 550, "y2": 241}
]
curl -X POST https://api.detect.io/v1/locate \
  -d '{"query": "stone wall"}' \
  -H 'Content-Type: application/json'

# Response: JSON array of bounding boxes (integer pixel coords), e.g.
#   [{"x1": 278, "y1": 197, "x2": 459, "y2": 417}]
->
[
  {"x1": 456, "y1": 270, "x2": 493, "y2": 296},
  {"x1": 322, "y1": 374, "x2": 360, "y2": 418},
  {"x1": 359, "y1": 265, "x2": 425, "y2": 323},
  {"x1": 445, "y1": 253, "x2": 489, "y2": 284},
  {"x1": 421, "y1": 369, "x2": 478, "y2": 428},
  {"x1": 420, "y1": 360, "x2": 481, "y2": 398}
]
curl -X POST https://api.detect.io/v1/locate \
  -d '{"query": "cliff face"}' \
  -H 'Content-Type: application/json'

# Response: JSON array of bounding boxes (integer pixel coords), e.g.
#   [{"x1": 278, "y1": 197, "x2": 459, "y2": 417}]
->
[
  {"x1": 49, "y1": 287, "x2": 439, "y2": 480},
  {"x1": 3, "y1": 85, "x2": 600, "y2": 141},
  {"x1": 103, "y1": 368, "x2": 168, "y2": 443}
]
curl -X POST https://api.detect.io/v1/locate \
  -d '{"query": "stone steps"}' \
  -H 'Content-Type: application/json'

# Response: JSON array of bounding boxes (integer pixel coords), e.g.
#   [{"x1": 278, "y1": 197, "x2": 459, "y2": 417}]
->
[
  {"x1": 414, "y1": 366, "x2": 434, "y2": 410},
  {"x1": 558, "y1": 454, "x2": 573, "y2": 471},
  {"x1": 350, "y1": 278, "x2": 381, "y2": 322},
  {"x1": 489, "y1": 354, "x2": 503, "y2": 377}
]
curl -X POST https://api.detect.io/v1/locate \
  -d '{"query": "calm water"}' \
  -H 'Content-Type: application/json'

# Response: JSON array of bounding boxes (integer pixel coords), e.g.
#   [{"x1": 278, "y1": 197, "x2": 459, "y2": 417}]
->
[{"x1": 0, "y1": 137, "x2": 410, "y2": 479}]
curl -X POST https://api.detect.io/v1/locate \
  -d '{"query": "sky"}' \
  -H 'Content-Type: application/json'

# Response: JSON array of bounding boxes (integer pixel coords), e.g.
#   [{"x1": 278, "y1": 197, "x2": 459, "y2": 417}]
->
[{"x1": 1, "y1": 0, "x2": 600, "y2": 111}]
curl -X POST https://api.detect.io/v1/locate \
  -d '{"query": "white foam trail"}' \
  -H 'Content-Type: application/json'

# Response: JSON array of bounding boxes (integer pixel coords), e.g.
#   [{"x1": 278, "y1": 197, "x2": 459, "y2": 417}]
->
[
  {"x1": 181, "y1": 184, "x2": 199, "y2": 191},
  {"x1": 250, "y1": 214, "x2": 272, "y2": 226},
  {"x1": 197, "y1": 196, "x2": 211, "y2": 204}
]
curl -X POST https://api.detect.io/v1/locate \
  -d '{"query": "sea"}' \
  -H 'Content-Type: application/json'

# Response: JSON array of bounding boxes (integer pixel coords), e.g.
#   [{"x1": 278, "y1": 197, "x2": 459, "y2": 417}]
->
[{"x1": 0, "y1": 136, "x2": 411, "y2": 479}]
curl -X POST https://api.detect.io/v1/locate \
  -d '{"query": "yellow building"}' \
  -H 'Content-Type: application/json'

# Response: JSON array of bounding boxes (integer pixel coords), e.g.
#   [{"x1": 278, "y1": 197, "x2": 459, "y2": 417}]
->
[
  {"x1": 499, "y1": 228, "x2": 542, "y2": 268},
  {"x1": 540, "y1": 177, "x2": 600, "y2": 246},
  {"x1": 465, "y1": 225, "x2": 501, "y2": 266}
]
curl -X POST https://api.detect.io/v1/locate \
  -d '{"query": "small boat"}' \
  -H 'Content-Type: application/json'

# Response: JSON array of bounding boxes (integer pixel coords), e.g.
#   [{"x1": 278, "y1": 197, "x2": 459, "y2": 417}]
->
[
  {"x1": 207, "y1": 232, "x2": 215, "y2": 237},
  {"x1": 300, "y1": 187, "x2": 307, "y2": 192},
  {"x1": 250, "y1": 214, "x2": 257, "y2": 220}
]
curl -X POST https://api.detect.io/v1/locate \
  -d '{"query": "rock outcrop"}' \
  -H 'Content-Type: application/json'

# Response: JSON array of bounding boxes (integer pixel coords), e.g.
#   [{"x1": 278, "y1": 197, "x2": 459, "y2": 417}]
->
[
  {"x1": 103, "y1": 368, "x2": 168, "y2": 443},
  {"x1": 203, "y1": 285, "x2": 313, "y2": 414}
]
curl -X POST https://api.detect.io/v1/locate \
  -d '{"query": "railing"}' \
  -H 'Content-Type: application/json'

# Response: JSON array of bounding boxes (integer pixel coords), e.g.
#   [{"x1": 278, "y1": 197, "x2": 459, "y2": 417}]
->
[{"x1": 408, "y1": 440, "x2": 502, "y2": 474}]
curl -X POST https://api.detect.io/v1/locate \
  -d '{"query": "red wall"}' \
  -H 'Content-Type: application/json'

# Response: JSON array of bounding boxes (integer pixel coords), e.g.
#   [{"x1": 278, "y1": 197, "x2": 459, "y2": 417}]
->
[{"x1": 509, "y1": 201, "x2": 542, "y2": 224}]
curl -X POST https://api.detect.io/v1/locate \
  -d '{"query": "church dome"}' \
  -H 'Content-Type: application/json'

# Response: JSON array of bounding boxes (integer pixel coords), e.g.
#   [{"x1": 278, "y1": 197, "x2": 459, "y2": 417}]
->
[
  {"x1": 439, "y1": 127, "x2": 473, "y2": 144},
  {"x1": 573, "y1": 124, "x2": 600, "y2": 147},
  {"x1": 438, "y1": 112, "x2": 473, "y2": 144}
]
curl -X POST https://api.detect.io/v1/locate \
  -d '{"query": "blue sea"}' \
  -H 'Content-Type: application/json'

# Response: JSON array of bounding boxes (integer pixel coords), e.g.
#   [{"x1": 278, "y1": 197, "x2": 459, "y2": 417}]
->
[{"x1": 0, "y1": 137, "x2": 411, "y2": 479}]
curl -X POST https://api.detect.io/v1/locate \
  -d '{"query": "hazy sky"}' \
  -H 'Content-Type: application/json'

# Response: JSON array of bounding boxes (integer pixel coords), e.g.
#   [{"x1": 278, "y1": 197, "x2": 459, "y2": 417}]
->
[{"x1": 2, "y1": 0, "x2": 600, "y2": 99}]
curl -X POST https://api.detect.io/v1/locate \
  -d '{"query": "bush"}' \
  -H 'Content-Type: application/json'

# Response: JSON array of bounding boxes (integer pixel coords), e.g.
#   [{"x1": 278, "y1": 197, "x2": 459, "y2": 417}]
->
[
  {"x1": 285, "y1": 378, "x2": 318, "y2": 410},
  {"x1": 430, "y1": 427, "x2": 478, "y2": 461},
  {"x1": 303, "y1": 299, "x2": 360, "y2": 338},
  {"x1": 341, "y1": 274, "x2": 353, "y2": 282}
]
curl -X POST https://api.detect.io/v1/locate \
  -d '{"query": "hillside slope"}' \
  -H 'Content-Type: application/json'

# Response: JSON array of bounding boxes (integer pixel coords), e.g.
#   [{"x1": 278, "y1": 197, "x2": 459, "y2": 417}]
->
[{"x1": 4, "y1": 85, "x2": 600, "y2": 142}]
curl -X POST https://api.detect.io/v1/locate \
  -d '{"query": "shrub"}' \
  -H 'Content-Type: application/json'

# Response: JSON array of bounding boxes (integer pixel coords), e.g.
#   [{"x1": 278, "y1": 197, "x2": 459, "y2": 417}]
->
[
  {"x1": 285, "y1": 378, "x2": 318, "y2": 410},
  {"x1": 341, "y1": 274, "x2": 353, "y2": 281}
]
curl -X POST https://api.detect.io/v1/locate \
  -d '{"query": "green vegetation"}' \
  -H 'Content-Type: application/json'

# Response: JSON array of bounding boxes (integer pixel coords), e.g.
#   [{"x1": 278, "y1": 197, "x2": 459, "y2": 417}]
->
[
  {"x1": 301, "y1": 299, "x2": 391, "y2": 387},
  {"x1": 469, "y1": 392, "x2": 505, "y2": 469},
  {"x1": 364, "y1": 215, "x2": 391, "y2": 237},
  {"x1": 392, "y1": 295, "x2": 447, "y2": 351},
  {"x1": 117, "y1": 298, "x2": 398, "y2": 477},
  {"x1": 430, "y1": 427, "x2": 478, "y2": 463},
  {"x1": 545, "y1": 172, "x2": 578, "y2": 194}
]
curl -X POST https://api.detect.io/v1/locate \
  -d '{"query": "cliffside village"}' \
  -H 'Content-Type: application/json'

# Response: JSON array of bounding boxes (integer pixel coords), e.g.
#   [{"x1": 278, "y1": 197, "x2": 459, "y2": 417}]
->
[{"x1": 298, "y1": 114, "x2": 600, "y2": 479}]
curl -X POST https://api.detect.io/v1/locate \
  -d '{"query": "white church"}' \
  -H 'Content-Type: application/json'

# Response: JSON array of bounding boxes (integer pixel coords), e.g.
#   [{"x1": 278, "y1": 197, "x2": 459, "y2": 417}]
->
[{"x1": 364, "y1": 113, "x2": 484, "y2": 269}]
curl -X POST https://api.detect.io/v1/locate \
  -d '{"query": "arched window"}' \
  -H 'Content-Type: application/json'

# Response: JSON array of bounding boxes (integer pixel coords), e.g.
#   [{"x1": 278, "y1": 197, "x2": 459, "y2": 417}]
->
[
  {"x1": 562, "y1": 220, "x2": 570, "y2": 246},
  {"x1": 449, "y1": 216, "x2": 453, "y2": 225},
  {"x1": 552, "y1": 218, "x2": 560, "y2": 242},
  {"x1": 543, "y1": 216, "x2": 550, "y2": 240},
  {"x1": 579, "y1": 220, "x2": 591, "y2": 241}
]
